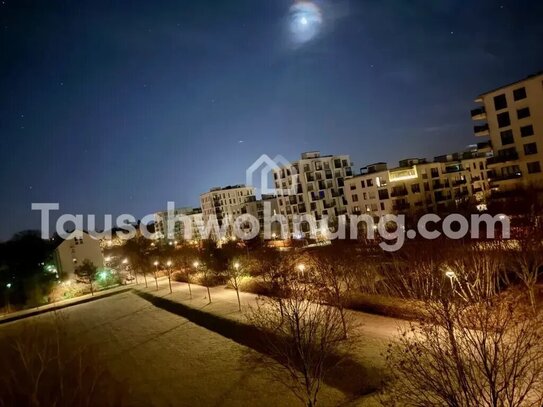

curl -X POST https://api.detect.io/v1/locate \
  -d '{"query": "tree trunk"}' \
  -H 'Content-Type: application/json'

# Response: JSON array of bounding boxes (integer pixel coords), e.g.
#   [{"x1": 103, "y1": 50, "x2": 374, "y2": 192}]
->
[
  {"x1": 235, "y1": 287, "x2": 241, "y2": 311},
  {"x1": 207, "y1": 285, "x2": 212, "y2": 303}
]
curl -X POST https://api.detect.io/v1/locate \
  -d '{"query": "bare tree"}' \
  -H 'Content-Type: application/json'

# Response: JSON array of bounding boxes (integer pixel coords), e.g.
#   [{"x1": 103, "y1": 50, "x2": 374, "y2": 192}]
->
[
  {"x1": 312, "y1": 255, "x2": 354, "y2": 339},
  {"x1": 512, "y1": 222, "x2": 543, "y2": 312},
  {"x1": 247, "y1": 280, "x2": 347, "y2": 407},
  {"x1": 74, "y1": 259, "x2": 98, "y2": 296},
  {"x1": 383, "y1": 295, "x2": 543, "y2": 407},
  {"x1": 227, "y1": 257, "x2": 247, "y2": 311}
]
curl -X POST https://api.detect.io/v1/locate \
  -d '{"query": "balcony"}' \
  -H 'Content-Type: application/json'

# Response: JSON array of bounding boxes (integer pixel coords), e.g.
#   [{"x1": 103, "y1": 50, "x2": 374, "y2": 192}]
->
[
  {"x1": 489, "y1": 172, "x2": 523, "y2": 184},
  {"x1": 390, "y1": 187, "x2": 408, "y2": 197},
  {"x1": 487, "y1": 151, "x2": 519, "y2": 166},
  {"x1": 452, "y1": 178, "x2": 467, "y2": 187},
  {"x1": 474, "y1": 124, "x2": 490, "y2": 137},
  {"x1": 471, "y1": 107, "x2": 486, "y2": 121},
  {"x1": 392, "y1": 202, "x2": 410, "y2": 211}
]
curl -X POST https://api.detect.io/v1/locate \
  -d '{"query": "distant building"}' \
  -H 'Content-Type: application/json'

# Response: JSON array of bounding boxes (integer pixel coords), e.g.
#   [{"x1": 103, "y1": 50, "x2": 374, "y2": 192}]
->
[
  {"x1": 53, "y1": 231, "x2": 104, "y2": 279},
  {"x1": 200, "y1": 184, "x2": 256, "y2": 227},
  {"x1": 471, "y1": 72, "x2": 543, "y2": 194},
  {"x1": 344, "y1": 144, "x2": 491, "y2": 219},
  {"x1": 154, "y1": 207, "x2": 202, "y2": 242},
  {"x1": 243, "y1": 194, "x2": 281, "y2": 235},
  {"x1": 273, "y1": 151, "x2": 352, "y2": 235}
]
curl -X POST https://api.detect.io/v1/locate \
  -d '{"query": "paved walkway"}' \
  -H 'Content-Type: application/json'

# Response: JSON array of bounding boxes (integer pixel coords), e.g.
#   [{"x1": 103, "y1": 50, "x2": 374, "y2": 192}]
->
[{"x1": 136, "y1": 277, "x2": 408, "y2": 341}]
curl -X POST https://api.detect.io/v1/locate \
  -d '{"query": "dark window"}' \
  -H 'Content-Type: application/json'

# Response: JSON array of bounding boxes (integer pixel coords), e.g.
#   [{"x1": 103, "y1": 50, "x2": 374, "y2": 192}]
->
[
  {"x1": 497, "y1": 112, "x2": 510, "y2": 128},
  {"x1": 517, "y1": 107, "x2": 530, "y2": 119},
  {"x1": 378, "y1": 189, "x2": 389, "y2": 200},
  {"x1": 366, "y1": 179, "x2": 373, "y2": 187},
  {"x1": 350, "y1": 184, "x2": 355, "y2": 190},
  {"x1": 524, "y1": 143, "x2": 538, "y2": 155},
  {"x1": 431, "y1": 168, "x2": 439, "y2": 178},
  {"x1": 513, "y1": 87, "x2": 527, "y2": 101},
  {"x1": 493, "y1": 94, "x2": 507, "y2": 110},
  {"x1": 411, "y1": 183, "x2": 421, "y2": 193},
  {"x1": 380, "y1": 202, "x2": 385, "y2": 210},
  {"x1": 528, "y1": 161, "x2": 541, "y2": 174},
  {"x1": 521, "y1": 125, "x2": 534, "y2": 137},
  {"x1": 352, "y1": 194, "x2": 358, "y2": 202},
  {"x1": 500, "y1": 129, "x2": 514, "y2": 146},
  {"x1": 360, "y1": 180, "x2": 365, "y2": 188}
]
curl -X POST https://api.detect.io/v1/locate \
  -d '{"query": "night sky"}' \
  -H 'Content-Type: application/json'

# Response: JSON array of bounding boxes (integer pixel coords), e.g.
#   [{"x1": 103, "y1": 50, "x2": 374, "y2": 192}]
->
[{"x1": 1, "y1": 0, "x2": 542, "y2": 239}]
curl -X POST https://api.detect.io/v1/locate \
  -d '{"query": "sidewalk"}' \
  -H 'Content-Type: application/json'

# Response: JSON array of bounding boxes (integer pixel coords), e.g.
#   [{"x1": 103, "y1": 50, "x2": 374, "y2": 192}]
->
[{"x1": 135, "y1": 277, "x2": 408, "y2": 341}]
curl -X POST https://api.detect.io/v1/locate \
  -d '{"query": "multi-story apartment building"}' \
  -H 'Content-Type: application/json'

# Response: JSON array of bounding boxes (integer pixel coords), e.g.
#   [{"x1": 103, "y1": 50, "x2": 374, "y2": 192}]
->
[
  {"x1": 344, "y1": 144, "x2": 491, "y2": 220},
  {"x1": 200, "y1": 184, "x2": 256, "y2": 226},
  {"x1": 242, "y1": 194, "x2": 280, "y2": 233},
  {"x1": 273, "y1": 151, "x2": 352, "y2": 232},
  {"x1": 154, "y1": 207, "x2": 202, "y2": 242},
  {"x1": 471, "y1": 72, "x2": 543, "y2": 193}
]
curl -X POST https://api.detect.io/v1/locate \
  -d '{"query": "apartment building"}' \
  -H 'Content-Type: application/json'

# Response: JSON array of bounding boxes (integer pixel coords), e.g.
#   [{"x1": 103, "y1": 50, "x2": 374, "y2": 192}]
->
[
  {"x1": 154, "y1": 207, "x2": 202, "y2": 241},
  {"x1": 200, "y1": 184, "x2": 256, "y2": 226},
  {"x1": 471, "y1": 72, "x2": 543, "y2": 193},
  {"x1": 53, "y1": 230, "x2": 104, "y2": 279},
  {"x1": 273, "y1": 151, "x2": 352, "y2": 232},
  {"x1": 344, "y1": 144, "x2": 491, "y2": 220}
]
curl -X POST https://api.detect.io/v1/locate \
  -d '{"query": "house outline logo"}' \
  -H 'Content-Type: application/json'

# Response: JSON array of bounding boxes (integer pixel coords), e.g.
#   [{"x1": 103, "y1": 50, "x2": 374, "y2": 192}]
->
[{"x1": 246, "y1": 154, "x2": 297, "y2": 196}]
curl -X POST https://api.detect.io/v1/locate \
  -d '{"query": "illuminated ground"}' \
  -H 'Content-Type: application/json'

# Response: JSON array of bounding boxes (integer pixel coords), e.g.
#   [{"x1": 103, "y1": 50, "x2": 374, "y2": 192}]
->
[{"x1": 0, "y1": 283, "x2": 398, "y2": 406}]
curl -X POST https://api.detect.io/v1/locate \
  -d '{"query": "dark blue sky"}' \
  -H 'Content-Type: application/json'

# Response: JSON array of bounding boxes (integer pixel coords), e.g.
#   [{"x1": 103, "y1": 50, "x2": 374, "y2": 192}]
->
[{"x1": 1, "y1": 0, "x2": 542, "y2": 239}]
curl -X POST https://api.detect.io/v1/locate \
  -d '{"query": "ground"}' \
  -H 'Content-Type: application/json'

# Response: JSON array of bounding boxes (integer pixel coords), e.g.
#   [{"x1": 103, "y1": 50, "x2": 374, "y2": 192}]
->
[{"x1": 0, "y1": 279, "x2": 404, "y2": 406}]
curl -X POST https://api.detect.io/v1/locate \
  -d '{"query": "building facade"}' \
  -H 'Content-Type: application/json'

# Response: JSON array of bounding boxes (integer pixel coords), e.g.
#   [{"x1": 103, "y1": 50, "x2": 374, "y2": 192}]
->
[
  {"x1": 344, "y1": 144, "x2": 491, "y2": 220},
  {"x1": 53, "y1": 231, "x2": 104, "y2": 279},
  {"x1": 273, "y1": 151, "x2": 352, "y2": 233},
  {"x1": 471, "y1": 72, "x2": 543, "y2": 193},
  {"x1": 200, "y1": 184, "x2": 256, "y2": 226},
  {"x1": 154, "y1": 207, "x2": 202, "y2": 242}
]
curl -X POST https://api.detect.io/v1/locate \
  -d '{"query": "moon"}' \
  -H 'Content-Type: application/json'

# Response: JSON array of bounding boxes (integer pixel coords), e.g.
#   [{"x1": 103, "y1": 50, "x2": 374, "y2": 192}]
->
[{"x1": 288, "y1": 1, "x2": 323, "y2": 44}]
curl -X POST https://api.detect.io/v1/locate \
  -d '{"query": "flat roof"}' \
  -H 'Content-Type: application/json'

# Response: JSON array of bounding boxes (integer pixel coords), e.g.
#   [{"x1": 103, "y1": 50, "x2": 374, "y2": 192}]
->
[{"x1": 476, "y1": 71, "x2": 543, "y2": 98}]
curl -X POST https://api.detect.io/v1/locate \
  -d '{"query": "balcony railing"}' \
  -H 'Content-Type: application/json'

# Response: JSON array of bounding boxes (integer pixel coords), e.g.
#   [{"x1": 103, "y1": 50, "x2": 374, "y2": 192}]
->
[
  {"x1": 489, "y1": 172, "x2": 523, "y2": 183},
  {"x1": 487, "y1": 151, "x2": 519, "y2": 165},
  {"x1": 474, "y1": 124, "x2": 490, "y2": 136},
  {"x1": 390, "y1": 188, "x2": 408, "y2": 197},
  {"x1": 471, "y1": 107, "x2": 486, "y2": 120},
  {"x1": 392, "y1": 202, "x2": 410, "y2": 211}
]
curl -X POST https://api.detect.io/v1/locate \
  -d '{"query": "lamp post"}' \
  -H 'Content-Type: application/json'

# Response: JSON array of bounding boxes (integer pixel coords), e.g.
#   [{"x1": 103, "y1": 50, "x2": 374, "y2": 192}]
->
[
  {"x1": 166, "y1": 260, "x2": 173, "y2": 294},
  {"x1": 233, "y1": 262, "x2": 241, "y2": 311},
  {"x1": 445, "y1": 269, "x2": 456, "y2": 290},
  {"x1": 153, "y1": 261, "x2": 159, "y2": 290},
  {"x1": 297, "y1": 263, "x2": 306, "y2": 280},
  {"x1": 4, "y1": 283, "x2": 11, "y2": 314}
]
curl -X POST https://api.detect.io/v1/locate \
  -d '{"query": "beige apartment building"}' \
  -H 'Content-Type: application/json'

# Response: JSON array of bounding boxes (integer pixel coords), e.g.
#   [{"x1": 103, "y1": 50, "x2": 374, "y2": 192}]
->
[
  {"x1": 273, "y1": 151, "x2": 352, "y2": 233},
  {"x1": 154, "y1": 207, "x2": 202, "y2": 242},
  {"x1": 344, "y1": 144, "x2": 491, "y2": 220},
  {"x1": 200, "y1": 184, "x2": 256, "y2": 226},
  {"x1": 471, "y1": 72, "x2": 543, "y2": 193},
  {"x1": 53, "y1": 230, "x2": 104, "y2": 279}
]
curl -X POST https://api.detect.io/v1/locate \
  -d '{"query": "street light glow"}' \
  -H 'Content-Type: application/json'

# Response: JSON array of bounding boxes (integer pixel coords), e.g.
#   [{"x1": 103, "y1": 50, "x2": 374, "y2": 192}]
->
[
  {"x1": 166, "y1": 260, "x2": 172, "y2": 267},
  {"x1": 193, "y1": 261, "x2": 199, "y2": 268},
  {"x1": 153, "y1": 261, "x2": 159, "y2": 266},
  {"x1": 122, "y1": 258, "x2": 128, "y2": 264},
  {"x1": 234, "y1": 262, "x2": 240, "y2": 270}
]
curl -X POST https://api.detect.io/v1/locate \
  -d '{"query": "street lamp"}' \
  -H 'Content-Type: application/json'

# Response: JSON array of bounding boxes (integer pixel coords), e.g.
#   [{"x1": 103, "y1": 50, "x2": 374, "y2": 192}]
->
[
  {"x1": 445, "y1": 269, "x2": 456, "y2": 290},
  {"x1": 4, "y1": 283, "x2": 12, "y2": 314},
  {"x1": 297, "y1": 263, "x2": 306, "y2": 279},
  {"x1": 193, "y1": 261, "x2": 199, "y2": 268},
  {"x1": 234, "y1": 262, "x2": 240, "y2": 270}
]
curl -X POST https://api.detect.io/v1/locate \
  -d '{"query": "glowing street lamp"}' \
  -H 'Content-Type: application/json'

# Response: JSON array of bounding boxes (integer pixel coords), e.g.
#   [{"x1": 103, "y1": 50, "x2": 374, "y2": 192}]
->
[
  {"x1": 445, "y1": 269, "x2": 456, "y2": 290},
  {"x1": 234, "y1": 262, "x2": 240, "y2": 270},
  {"x1": 193, "y1": 261, "x2": 200, "y2": 268},
  {"x1": 297, "y1": 263, "x2": 306, "y2": 279}
]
